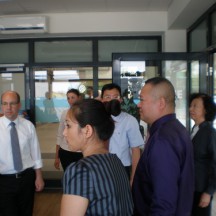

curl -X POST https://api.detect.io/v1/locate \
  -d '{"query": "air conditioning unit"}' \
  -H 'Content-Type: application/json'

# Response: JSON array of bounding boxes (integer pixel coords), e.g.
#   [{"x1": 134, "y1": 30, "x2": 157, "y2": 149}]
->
[{"x1": 0, "y1": 16, "x2": 47, "y2": 34}]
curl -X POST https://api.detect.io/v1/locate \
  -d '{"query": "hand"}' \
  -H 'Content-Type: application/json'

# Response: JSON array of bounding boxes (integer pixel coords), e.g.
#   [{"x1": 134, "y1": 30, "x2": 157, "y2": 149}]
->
[
  {"x1": 199, "y1": 192, "x2": 211, "y2": 208},
  {"x1": 54, "y1": 158, "x2": 60, "y2": 170},
  {"x1": 35, "y1": 169, "x2": 45, "y2": 192},
  {"x1": 35, "y1": 177, "x2": 45, "y2": 192}
]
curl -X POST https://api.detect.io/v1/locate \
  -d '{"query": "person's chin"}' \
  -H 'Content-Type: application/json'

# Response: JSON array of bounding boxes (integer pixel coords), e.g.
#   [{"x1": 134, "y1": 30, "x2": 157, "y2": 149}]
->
[{"x1": 69, "y1": 145, "x2": 78, "y2": 152}]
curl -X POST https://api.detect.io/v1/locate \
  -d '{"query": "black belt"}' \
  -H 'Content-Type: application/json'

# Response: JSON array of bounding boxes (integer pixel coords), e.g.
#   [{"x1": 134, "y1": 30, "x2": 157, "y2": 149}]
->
[{"x1": 0, "y1": 168, "x2": 33, "y2": 179}]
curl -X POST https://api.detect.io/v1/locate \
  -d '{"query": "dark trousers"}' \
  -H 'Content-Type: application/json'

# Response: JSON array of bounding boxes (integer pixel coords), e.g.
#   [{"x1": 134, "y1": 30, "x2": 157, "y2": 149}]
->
[
  {"x1": 192, "y1": 191, "x2": 212, "y2": 216},
  {"x1": 125, "y1": 166, "x2": 131, "y2": 180},
  {"x1": 0, "y1": 168, "x2": 35, "y2": 216},
  {"x1": 59, "y1": 147, "x2": 83, "y2": 171}
]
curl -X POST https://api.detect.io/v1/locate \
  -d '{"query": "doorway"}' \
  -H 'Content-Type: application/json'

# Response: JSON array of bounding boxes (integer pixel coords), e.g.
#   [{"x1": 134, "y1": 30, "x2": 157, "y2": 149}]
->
[{"x1": 112, "y1": 52, "x2": 208, "y2": 133}]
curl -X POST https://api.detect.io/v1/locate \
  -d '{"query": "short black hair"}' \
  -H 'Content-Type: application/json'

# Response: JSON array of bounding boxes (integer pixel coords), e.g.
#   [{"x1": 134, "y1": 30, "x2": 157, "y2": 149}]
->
[
  {"x1": 68, "y1": 99, "x2": 114, "y2": 141},
  {"x1": 145, "y1": 77, "x2": 176, "y2": 108},
  {"x1": 67, "y1": 88, "x2": 80, "y2": 97},
  {"x1": 101, "y1": 83, "x2": 121, "y2": 98}
]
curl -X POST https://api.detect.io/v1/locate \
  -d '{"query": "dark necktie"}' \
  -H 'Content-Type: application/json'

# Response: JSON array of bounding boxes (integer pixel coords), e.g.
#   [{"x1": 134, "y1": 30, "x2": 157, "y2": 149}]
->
[{"x1": 10, "y1": 122, "x2": 23, "y2": 172}]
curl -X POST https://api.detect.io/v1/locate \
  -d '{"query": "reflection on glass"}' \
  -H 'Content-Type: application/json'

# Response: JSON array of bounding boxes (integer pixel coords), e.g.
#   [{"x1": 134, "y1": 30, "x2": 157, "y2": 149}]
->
[
  {"x1": 98, "y1": 39, "x2": 159, "y2": 61},
  {"x1": 211, "y1": 11, "x2": 216, "y2": 45},
  {"x1": 0, "y1": 73, "x2": 25, "y2": 112},
  {"x1": 34, "y1": 67, "x2": 94, "y2": 124},
  {"x1": 120, "y1": 61, "x2": 146, "y2": 100},
  {"x1": 98, "y1": 67, "x2": 112, "y2": 79},
  {"x1": 189, "y1": 19, "x2": 207, "y2": 51},
  {"x1": 35, "y1": 40, "x2": 92, "y2": 62},
  {"x1": 190, "y1": 61, "x2": 199, "y2": 93},
  {"x1": 98, "y1": 67, "x2": 112, "y2": 98},
  {"x1": 163, "y1": 61, "x2": 187, "y2": 126},
  {"x1": 214, "y1": 53, "x2": 216, "y2": 129},
  {"x1": 34, "y1": 67, "x2": 94, "y2": 180},
  {"x1": 43, "y1": 92, "x2": 58, "y2": 123}
]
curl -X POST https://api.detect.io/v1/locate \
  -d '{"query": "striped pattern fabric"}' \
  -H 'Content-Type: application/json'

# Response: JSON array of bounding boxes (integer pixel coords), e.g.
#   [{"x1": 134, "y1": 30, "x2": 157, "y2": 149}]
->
[{"x1": 63, "y1": 153, "x2": 133, "y2": 216}]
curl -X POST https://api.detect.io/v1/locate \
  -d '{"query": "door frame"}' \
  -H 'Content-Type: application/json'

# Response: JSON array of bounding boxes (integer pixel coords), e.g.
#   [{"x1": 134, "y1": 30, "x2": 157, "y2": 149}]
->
[{"x1": 112, "y1": 52, "x2": 208, "y2": 129}]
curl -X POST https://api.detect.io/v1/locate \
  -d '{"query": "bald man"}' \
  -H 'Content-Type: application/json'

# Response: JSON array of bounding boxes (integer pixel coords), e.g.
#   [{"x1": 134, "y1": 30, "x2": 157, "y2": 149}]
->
[{"x1": 132, "y1": 77, "x2": 194, "y2": 216}]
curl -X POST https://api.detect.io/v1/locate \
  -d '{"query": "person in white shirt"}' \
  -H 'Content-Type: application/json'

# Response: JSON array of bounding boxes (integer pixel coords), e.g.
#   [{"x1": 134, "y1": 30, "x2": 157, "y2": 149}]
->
[
  {"x1": 101, "y1": 83, "x2": 144, "y2": 185},
  {"x1": 0, "y1": 90, "x2": 44, "y2": 216},
  {"x1": 54, "y1": 88, "x2": 83, "y2": 171}
]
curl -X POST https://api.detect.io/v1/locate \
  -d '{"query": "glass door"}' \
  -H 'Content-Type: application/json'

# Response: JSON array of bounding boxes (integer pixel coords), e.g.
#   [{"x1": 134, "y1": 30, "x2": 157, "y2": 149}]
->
[
  {"x1": 0, "y1": 64, "x2": 28, "y2": 116},
  {"x1": 112, "y1": 52, "x2": 208, "y2": 134},
  {"x1": 213, "y1": 52, "x2": 216, "y2": 128},
  {"x1": 33, "y1": 67, "x2": 94, "y2": 186}
]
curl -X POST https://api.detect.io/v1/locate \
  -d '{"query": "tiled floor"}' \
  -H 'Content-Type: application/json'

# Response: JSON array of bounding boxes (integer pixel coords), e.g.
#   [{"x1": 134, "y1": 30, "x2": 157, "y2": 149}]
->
[{"x1": 36, "y1": 123, "x2": 63, "y2": 180}]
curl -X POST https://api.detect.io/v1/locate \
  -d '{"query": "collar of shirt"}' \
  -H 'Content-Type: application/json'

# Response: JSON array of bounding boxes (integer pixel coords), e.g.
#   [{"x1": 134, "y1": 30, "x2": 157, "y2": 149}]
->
[
  {"x1": 149, "y1": 113, "x2": 176, "y2": 137},
  {"x1": 2, "y1": 115, "x2": 19, "y2": 128},
  {"x1": 111, "y1": 111, "x2": 123, "y2": 122}
]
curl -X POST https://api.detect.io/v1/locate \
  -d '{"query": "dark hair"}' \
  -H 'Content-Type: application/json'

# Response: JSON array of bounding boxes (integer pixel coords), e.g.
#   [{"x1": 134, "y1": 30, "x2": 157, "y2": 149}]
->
[
  {"x1": 67, "y1": 88, "x2": 80, "y2": 97},
  {"x1": 68, "y1": 99, "x2": 114, "y2": 141},
  {"x1": 104, "y1": 99, "x2": 121, "y2": 116},
  {"x1": 189, "y1": 93, "x2": 216, "y2": 121},
  {"x1": 101, "y1": 83, "x2": 121, "y2": 98},
  {"x1": 145, "y1": 77, "x2": 176, "y2": 108},
  {"x1": 1, "y1": 91, "x2": 20, "y2": 103}
]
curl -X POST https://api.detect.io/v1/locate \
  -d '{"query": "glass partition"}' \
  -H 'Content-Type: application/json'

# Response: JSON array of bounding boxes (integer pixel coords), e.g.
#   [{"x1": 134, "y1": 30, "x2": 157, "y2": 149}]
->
[
  {"x1": 189, "y1": 20, "x2": 208, "y2": 52},
  {"x1": 0, "y1": 43, "x2": 28, "y2": 63},
  {"x1": 190, "y1": 61, "x2": 200, "y2": 93},
  {"x1": 212, "y1": 11, "x2": 216, "y2": 45},
  {"x1": 0, "y1": 65, "x2": 25, "y2": 114},
  {"x1": 35, "y1": 40, "x2": 92, "y2": 62},
  {"x1": 163, "y1": 61, "x2": 187, "y2": 126},
  {"x1": 34, "y1": 67, "x2": 93, "y2": 181},
  {"x1": 99, "y1": 39, "x2": 159, "y2": 61},
  {"x1": 213, "y1": 53, "x2": 216, "y2": 129}
]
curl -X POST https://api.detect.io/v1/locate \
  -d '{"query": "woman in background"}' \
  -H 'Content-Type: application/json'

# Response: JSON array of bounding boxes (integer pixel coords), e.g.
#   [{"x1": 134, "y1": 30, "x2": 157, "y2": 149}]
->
[
  {"x1": 189, "y1": 93, "x2": 216, "y2": 216},
  {"x1": 60, "y1": 99, "x2": 133, "y2": 216},
  {"x1": 54, "y1": 88, "x2": 83, "y2": 171}
]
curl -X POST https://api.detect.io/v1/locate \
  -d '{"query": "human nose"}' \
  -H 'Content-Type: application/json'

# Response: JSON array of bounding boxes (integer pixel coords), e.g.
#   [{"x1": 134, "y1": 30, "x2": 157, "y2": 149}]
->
[{"x1": 63, "y1": 128, "x2": 67, "y2": 137}]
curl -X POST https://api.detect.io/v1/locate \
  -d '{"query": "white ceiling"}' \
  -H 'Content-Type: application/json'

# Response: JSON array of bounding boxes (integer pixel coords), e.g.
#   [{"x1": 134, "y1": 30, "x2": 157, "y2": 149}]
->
[
  {"x1": 0, "y1": 0, "x2": 215, "y2": 29},
  {"x1": 0, "y1": 0, "x2": 174, "y2": 15}
]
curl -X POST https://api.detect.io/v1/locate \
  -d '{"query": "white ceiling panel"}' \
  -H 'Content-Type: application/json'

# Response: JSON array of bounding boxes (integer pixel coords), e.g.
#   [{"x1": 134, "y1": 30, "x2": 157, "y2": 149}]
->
[{"x1": 0, "y1": 0, "x2": 214, "y2": 29}]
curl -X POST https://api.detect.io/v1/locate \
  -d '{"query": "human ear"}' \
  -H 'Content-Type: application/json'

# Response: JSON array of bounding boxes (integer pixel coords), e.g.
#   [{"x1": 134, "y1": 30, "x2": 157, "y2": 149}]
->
[
  {"x1": 159, "y1": 97, "x2": 166, "y2": 109},
  {"x1": 83, "y1": 124, "x2": 93, "y2": 138}
]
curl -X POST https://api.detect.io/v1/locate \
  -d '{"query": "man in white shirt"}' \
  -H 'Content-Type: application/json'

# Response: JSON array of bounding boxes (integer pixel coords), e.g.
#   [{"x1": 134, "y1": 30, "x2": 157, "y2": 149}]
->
[
  {"x1": 101, "y1": 83, "x2": 144, "y2": 185},
  {"x1": 0, "y1": 90, "x2": 44, "y2": 216}
]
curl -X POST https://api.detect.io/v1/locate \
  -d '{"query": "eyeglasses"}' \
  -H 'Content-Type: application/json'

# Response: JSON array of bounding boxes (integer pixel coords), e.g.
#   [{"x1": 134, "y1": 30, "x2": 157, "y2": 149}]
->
[
  {"x1": 103, "y1": 95, "x2": 121, "y2": 100},
  {"x1": 1, "y1": 102, "x2": 18, "y2": 107}
]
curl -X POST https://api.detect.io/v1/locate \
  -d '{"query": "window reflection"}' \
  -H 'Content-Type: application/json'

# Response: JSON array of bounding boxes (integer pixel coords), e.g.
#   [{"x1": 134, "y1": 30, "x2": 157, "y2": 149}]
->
[{"x1": 164, "y1": 61, "x2": 187, "y2": 126}]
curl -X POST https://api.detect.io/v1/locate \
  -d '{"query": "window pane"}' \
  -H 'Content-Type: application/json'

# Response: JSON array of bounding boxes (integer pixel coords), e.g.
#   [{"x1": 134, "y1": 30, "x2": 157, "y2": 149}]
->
[
  {"x1": 211, "y1": 11, "x2": 216, "y2": 45},
  {"x1": 35, "y1": 41, "x2": 92, "y2": 62},
  {"x1": 213, "y1": 53, "x2": 216, "y2": 129},
  {"x1": 164, "y1": 61, "x2": 187, "y2": 127},
  {"x1": 190, "y1": 61, "x2": 199, "y2": 93},
  {"x1": 34, "y1": 67, "x2": 93, "y2": 123},
  {"x1": 34, "y1": 67, "x2": 93, "y2": 180},
  {"x1": 189, "y1": 20, "x2": 207, "y2": 51},
  {"x1": 98, "y1": 67, "x2": 112, "y2": 79},
  {"x1": 0, "y1": 72, "x2": 25, "y2": 112},
  {"x1": 0, "y1": 43, "x2": 28, "y2": 63},
  {"x1": 99, "y1": 39, "x2": 159, "y2": 61}
]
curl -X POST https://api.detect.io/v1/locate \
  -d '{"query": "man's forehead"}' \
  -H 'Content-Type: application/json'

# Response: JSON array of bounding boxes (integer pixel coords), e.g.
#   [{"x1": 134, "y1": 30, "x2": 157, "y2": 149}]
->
[{"x1": 104, "y1": 89, "x2": 120, "y2": 94}]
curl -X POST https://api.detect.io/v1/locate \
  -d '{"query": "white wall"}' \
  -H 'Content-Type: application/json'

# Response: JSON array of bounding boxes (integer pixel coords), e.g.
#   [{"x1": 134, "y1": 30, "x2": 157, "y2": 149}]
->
[
  {"x1": 3, "y1": 11, "x2": 187, "y2": 52},
  {"x1": 164, "y1": 30, "x2": 186, "y2": 52}
]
